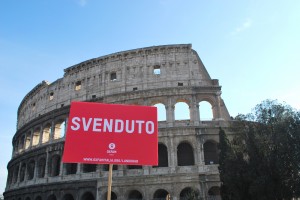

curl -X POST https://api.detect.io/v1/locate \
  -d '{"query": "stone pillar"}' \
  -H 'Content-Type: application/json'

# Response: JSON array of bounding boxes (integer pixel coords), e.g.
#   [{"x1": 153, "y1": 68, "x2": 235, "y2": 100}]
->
[
  {"x1": 77, "y1": 163, "x2": 81, "y2": 175},
  {"x1": 33, "y1": 158, "x2": 38, "y2": 181},
  {"x1": 96, "y1": 164, "x2": 101, "y2": 173},
  {"x1": 166, "y1": 105, "x2": 174, "y2": 127},
  {"x1": 22, "y1": 135, "x2": 26, "y2": 151},
  {"x1": 169, "y1": 136, "x2": 176, "y2": 168},
  {"x1": 196, "y1": 136, "x2": 203, "y2": 165},
  {"x1": 190, "y1": 102, "x2": 200, "y2": 125},
  {"x1": 118, "y1": 165, "x2": 124, "y2": 176},
  {"x1": 214, "y1": 92, "x2": 222, "y2": 120},
  {"x1": 17, "y1": 162, "x2": 21, "y2": 184},
  {"x1": 59, "y1": 153, "x2": 63, "y2": 176},
  {"x1": 50, "y1": 120, "x2": 55, "y2": 142},
  {"x1": 200, "y1": 139, "x2": 205, "y2": 165},
  {"x1": 45, "y1": 151, "x2": 49, "y2": 178},
  {"x1": 143, "y1": 166, "x2": 150, "y2": 176},
  {"x1": 39, "y1": 126, "x2": 43, "y2": 145},
  {"x1": 23, "y1": 163, "x2": 28, "y2": 182},
  {"x1": 28, "y1": 129, "x2": 33, "y2": 148}
]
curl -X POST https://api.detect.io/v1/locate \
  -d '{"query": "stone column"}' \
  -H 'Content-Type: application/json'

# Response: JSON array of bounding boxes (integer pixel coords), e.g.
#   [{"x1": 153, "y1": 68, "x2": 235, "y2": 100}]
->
[
  {"x1": 190, "y1": 102, "x2": 200, "y2": 125},
  {"x1": 44, "y1": 151, "x2": 49, "y2": 178},
  {"x1": 200, "y1": 139, "x2": 205, "y2": 165},
  {"x1": 168, "y1": 136, "x2": 176, "y2": 169},
  {"x1": 196, "y1": 136, "x2": 203, "y2": 165},
  {"x1": 39, "y1": 125, "x2": 43, "y2": 145},
  {"x1": 28, "y1": 129, "x2": 34, "y2": 149},
  {"x1": 214, "y1": 92, "x2": 222, "y2": 120},
  {"x1": 17, "y1": 162, "x2": 22, "y2": 184},
  {"x1": 23, "y1": 163, "x2": 28, "y2": 182},
  {"x1": 166, "y1": 105, "x2": 175, "y2": 127},
  {"x1": 33, "y1": 158, "x2": 38, "y2": 181},
  {"x1": 22, "y1": 136, "x2": 26, "y2": 151},
  {"x1": 50, "y1": 121, "x2": 55, "y2": 142},
  {"x1": 76, "y1": 163, "x2": 81, "y2": 174},
  {"x1": 59, "y1": 153, "x2": 63, "y2": 176}
]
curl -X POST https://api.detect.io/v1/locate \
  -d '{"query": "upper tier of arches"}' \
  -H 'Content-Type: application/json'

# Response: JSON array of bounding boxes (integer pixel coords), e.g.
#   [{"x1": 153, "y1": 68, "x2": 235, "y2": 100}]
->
[{"x1": 16, "y1": 44, "x2": 223, "y2": 129}]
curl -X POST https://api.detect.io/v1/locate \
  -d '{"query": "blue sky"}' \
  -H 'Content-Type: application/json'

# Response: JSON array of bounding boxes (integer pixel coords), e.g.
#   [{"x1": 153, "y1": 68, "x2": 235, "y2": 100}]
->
[{"x1": 1, "y1": 0, "x2": 300, "y2": 195}]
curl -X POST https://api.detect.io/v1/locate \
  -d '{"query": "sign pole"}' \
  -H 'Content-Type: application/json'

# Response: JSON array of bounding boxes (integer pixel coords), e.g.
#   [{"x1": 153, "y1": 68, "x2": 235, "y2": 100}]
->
[{"x1": 107, "y1": 164, "x2": 113, "y2": 200}]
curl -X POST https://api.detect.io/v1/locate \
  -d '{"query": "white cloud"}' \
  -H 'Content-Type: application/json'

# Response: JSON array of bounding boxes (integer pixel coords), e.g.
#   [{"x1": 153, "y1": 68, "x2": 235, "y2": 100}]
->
[
  {"x1": 78, "y1": 0, "x2": 87, "y2": 7},
  {"x1": 231, "y1": 18, "x2": 253, "y2": 35}
]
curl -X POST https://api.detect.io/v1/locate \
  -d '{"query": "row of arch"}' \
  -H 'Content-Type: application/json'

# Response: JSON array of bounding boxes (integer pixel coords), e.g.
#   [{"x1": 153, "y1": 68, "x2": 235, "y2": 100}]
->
[
  {"x1": 14, "y1": 118, "x2": 67, "y2": 155},
  {"x1": 155, "y1": 101, "x2": 213, "y2": 121},
  {"x1": 13, "y1": 100, "x2": 215, "y2": 157},
  {"x1": 9, "y1": 186, "x2": 220, "y2": 200},
  {"x1": 102, "y1": 187, "x2": 220, "y2": 200},
  {"x1": 8, "y1": 141, "x2": 219, "y2": 186}
]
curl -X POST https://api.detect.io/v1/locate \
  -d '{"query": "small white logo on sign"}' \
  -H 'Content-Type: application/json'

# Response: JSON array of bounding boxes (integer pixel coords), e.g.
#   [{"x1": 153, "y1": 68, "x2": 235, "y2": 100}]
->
[{"x1": 109, "y1": 143, "x2": 116, "y2": 150}]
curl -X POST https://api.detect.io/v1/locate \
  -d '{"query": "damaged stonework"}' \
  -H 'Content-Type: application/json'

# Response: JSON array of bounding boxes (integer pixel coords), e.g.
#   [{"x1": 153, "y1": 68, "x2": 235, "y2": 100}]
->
[{"x1": 5, "y1": 44, "x2": 232, "y2": 200}]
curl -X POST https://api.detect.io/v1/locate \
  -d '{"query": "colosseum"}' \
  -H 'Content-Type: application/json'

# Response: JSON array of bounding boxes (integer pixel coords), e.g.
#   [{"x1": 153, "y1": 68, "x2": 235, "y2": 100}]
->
[{"x1": 4, "y1": 44, "x2": 232, "y2": 200}]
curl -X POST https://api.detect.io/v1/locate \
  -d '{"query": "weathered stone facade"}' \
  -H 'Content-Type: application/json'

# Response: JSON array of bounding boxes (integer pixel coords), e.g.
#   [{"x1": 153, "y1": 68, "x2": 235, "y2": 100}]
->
[{"x1": 5, "y1": 44, "x2": 232, "y2": 200}]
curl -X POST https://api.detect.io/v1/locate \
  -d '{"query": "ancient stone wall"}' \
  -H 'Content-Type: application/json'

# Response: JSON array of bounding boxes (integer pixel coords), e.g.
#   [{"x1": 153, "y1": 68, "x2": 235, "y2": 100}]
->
[{"x1": 5, "y1": 44, "x2": 231, "y2": 200}]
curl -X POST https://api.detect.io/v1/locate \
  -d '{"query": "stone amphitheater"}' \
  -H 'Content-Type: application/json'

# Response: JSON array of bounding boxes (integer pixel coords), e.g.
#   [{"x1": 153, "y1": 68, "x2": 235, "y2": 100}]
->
[{"x1": 4, "y1": 44, "x2": 232, "y2": 200}]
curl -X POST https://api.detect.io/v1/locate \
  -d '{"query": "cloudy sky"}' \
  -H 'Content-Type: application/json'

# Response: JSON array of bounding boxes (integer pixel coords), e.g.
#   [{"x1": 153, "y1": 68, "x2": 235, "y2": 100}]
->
[{"x1": 1, "y1": 0, "x2": 300, "y2": 195}]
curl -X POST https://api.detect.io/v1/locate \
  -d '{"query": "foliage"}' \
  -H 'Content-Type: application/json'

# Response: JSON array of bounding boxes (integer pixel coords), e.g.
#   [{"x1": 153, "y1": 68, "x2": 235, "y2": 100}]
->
[
  {"x1": 180, "y1": 188, "x2": 201, "y2": 200},
  {"x1": 219, "y1": 100, "x2": 300, "y2": 200}
]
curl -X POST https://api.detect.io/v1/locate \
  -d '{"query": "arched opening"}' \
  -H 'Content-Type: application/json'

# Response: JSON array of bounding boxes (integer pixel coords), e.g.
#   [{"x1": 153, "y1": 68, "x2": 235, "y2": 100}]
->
[
  {"x1": 154, "y1": 143, "x2": 168, "y2": 168},
  {"x1": 50, "y1": 155, "x2": 61, "y2": 177},
  {"x1": 14, "y1": 140, "x2": 19, "y2": 154},
  {"x1": 154, "y1": 103, "x2": 166, "y2": 121},
  {"x1": 111, "y1": 192, "x2": 117, "y2": 200},
  {"x1": 25, "y1": 131, "x2": 31, "y2": 149},
  {"x1": 180, "y1": 187, "x2": 200, "y2": 200},
  {"x1": 62, "y1": 194, "x2": 75, "y2": 200},
  {"x1": 35, "y1": 196, "x2": 42, "y2": 200},
  {"x1": 204, "y1": 141, "x2": 219, "y2": 165},
  {"x1": 64, "y1": 163, "x2": 77, "y2": 175},
  {"x1": 75, "y1": 81, "x2": 82, "y2": 91},
  {"x1": 82, "y1": 164, "x2": 97, "y2": 173},
  {"x1": 208, "y1": 186, "x2": 221, "y2": 200},
  {"x1": 54, "y1": 119, "x2": 66, "y2": 139},
  {"x1": 12, "y1": 165, "x2": 19, "y2": 183},
  {"x1": 19, "y1": 163, "x2": 26, "y2": 182},
  {"x1": 47, "y1": 195, "x2": 57, "y2": 200},
  {"x1": 81, "y1": 192, "x2": 95, "y2": 200},
  {"x1": 102, "y1": 192, "x2": 117, "y2": 200},
  {"x1": 42, "y1": 123, "x2": 51, "y2": 143},
  {"x1": 153, "y1": 189, "x2": 169, "y2": 199},
  {"x1": 199, "y1": 101, "x2": 213, "y2": 120},
  {"x1": 128, "y1": 190, "x2": 143, "y2": 200},
  {"x1": 175, "y1": 102, "x2": 190, "y2": 120},
  {"x1": 27, "y1": 160, "x2": 35, "y2": 180},
  {"x1": 177, "y1": 142, "x2": 194, "y2": 166},
  {"x1": 32, "y1": 128, "x2": 40, "y2": 146},
  {"x1": 37, "y1": 157, "x2": 46, "y2": 178}
]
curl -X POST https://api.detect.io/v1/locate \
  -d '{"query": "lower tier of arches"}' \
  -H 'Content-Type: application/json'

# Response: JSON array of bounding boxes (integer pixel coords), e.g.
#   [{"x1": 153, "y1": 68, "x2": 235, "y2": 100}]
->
[{"x1": 4, "y1": 175, "x2": 221, "y2": 200}]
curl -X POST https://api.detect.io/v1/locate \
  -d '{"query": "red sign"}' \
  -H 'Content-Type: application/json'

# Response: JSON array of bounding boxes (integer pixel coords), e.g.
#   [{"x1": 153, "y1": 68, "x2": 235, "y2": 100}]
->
[{"x1": 62, "y1": 102, "x2": 158, "y2": 165}]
